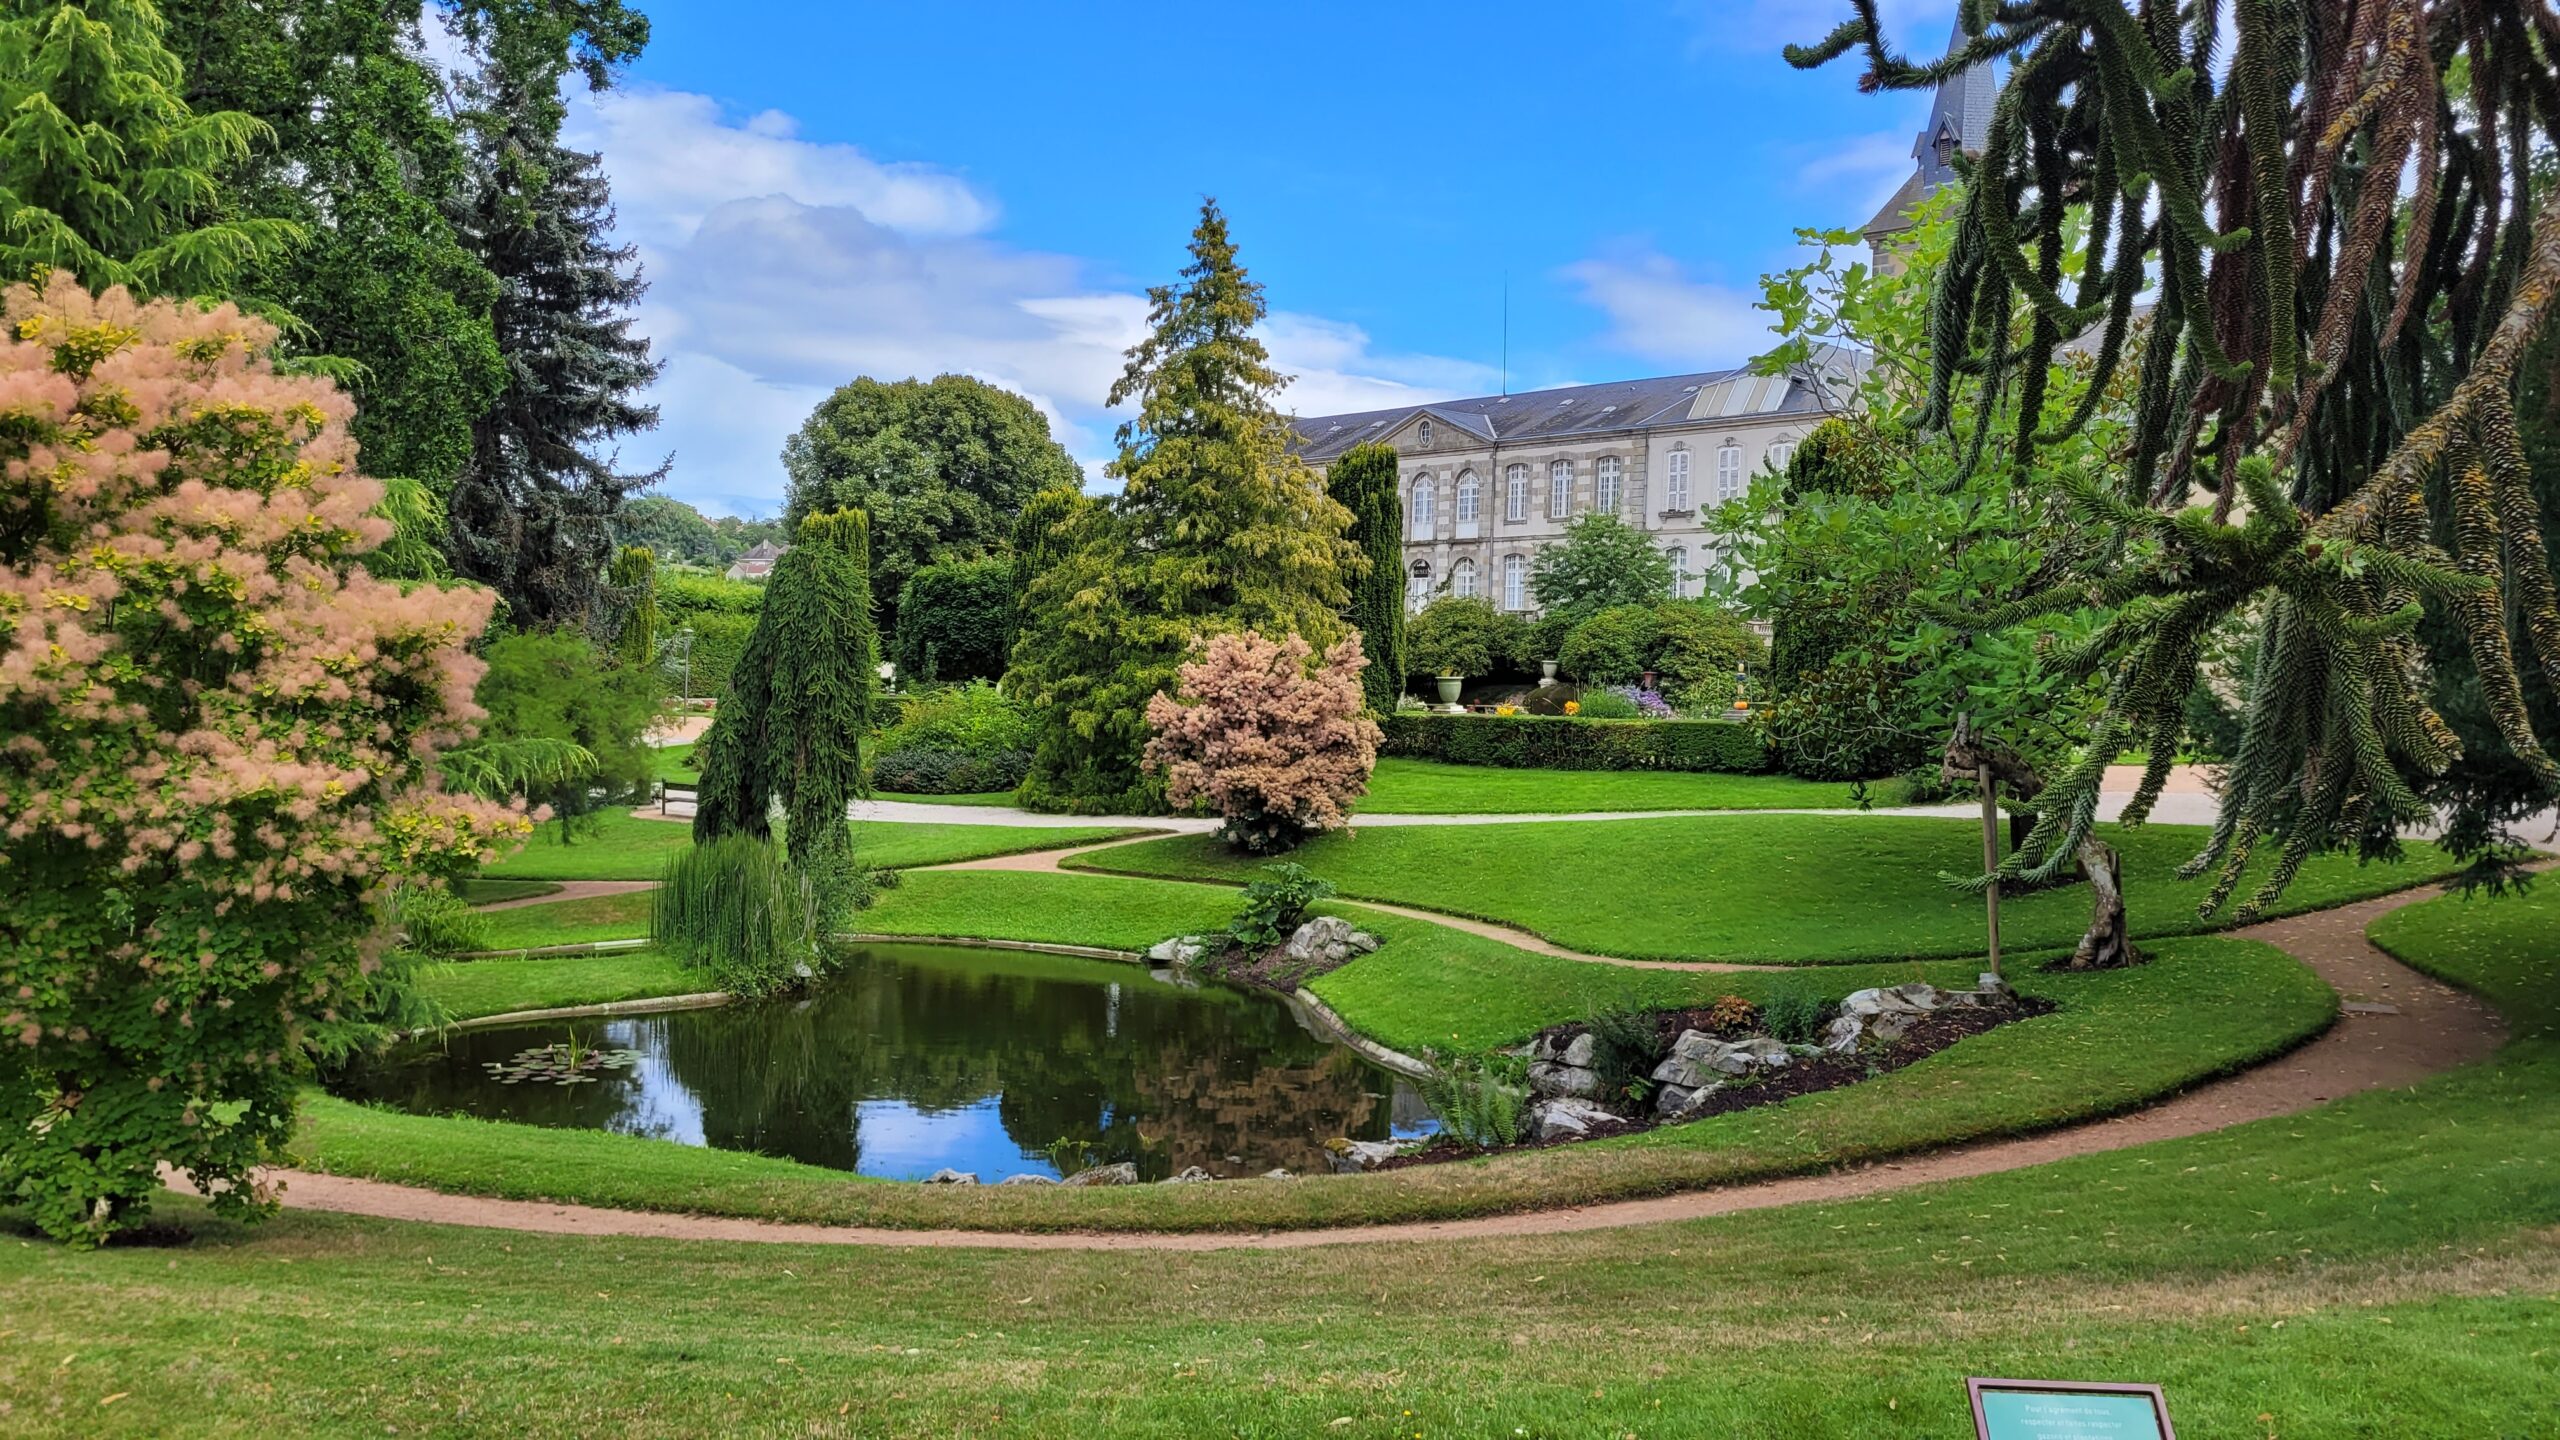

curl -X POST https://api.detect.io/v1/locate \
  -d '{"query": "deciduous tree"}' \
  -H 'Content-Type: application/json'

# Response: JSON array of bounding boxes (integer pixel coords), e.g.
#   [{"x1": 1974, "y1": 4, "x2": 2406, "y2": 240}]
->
[{"x1": 1144, "y1": 631, "x2": 1379, "y2": 853}]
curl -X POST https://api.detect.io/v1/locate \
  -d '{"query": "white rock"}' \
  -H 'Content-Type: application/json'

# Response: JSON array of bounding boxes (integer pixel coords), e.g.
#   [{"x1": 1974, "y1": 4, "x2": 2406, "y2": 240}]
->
[
  {"x1": 1526, "y1": 1061, "x2": 1602, "y2": 1099},
  {"x1": 1559, "y1": 1032, "x2": 1598, "y2": 1068},
  {"x1": 1162, "y1": 1165, "x2": 1217, "y2": 1184},
  {"x1": 1146, "y1": 935, "x2": 1209, "y2": 965},
  {"x1": 1058, "y1": 1162, "x2": 1140, "y2": 1187},
  {"x1": 1259, "y1": 1168, "x2": 1295, "y2": 1180},
  {"x1": 1324, "y1": 1139, "x2": 1406, "y2": 1173},
  {"x1": 996, "y1": 1173, "x2": 1056, "y2": 1186},
  {"x1": 1526, "y1": 1097, "x2": 1627, "y2": 1142},
  {"x1": 924, "y1": 1168, "x2": 978, "y2": 1185},
  {"x1": 1822, "y1": 1014, "x2": 1866, "y2": 1054}
]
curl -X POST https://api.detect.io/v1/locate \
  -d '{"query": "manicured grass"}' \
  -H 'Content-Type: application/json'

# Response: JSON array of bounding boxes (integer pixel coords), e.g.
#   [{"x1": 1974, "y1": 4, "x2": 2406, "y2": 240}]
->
[
  {"x1": 2369, "y1": 880, "x2": 2560, "y2": 1043},
  {"x1": 649, "y1": 741, "x2": 697, "y2": 783},
  {"x1": 1358, "y1": 756, "x2": 1909, "y2": 813},
  {"x1": 418, "y1": 948, "x2": 696, "y2": 1021},
  {"x1": 453, "y1": 877, "x2": 561, "y2": 905},
  {"x1": 1075, "y1": 815, "x2": 2456, "y2": 964},
  {"x1": 853, "y1": 869, "x2": 1239, "y2": 952},
  {"x1": 10, "y1": 883, "x2": 2555, "y2": 1434},
  {"x1": 479, "y1": 810, "x2": 1143, "y2": 881},
  {"x1": 471, "y1": 891, "x2": 654, "y2": 951}
]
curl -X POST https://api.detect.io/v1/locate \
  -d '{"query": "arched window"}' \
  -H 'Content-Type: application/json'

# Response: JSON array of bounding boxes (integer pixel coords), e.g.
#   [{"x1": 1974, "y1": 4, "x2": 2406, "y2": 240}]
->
[
  {"x1": 1766, "y1": 437, "x2": 1797, "y2": 473},
  {"x1": 1665, "y1": 545, "x2": 1688, "y2": 599},
  {"x1": 1452, "y1": 557, "x2": 1478, "y2": 599},
  {"x1": 1418, "y1": 418, "x2": 1435, "y2": 448},
  {"x1": 1595, "y1": 456, "x2": 1622, "y2": 514},
  {"x1": 1502, "y1": 554, "x2": 1526, "y2": 610},
  {"x1": 1665, "y1": 447, "x2": 1692, "y2": 510},
  {"x1": 1410, "y1": 475, "x2": 1434, "y2": 539},
  {"x1": 1548, "y1": 459, "x2": 1573, "y2": 519},
  {"x1": 1715, "y1": 443, "x2": 1743, "y2": 502},
  {"x1": 1505, "y1": 464, "x2": 1529, "y2": 521},
  {"x1": 1455, "y1": 471, "x2": 1480, "y2": 522}
]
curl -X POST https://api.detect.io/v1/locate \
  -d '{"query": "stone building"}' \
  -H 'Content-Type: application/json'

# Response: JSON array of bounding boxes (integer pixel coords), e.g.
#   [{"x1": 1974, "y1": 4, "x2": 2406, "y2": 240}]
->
[
  {"x1": 1861, "y1": 20, "x2": 1997, "y2": 269},
  {"x1": 1291, "y1": 362, "x2": 1846, "y2": 615}
]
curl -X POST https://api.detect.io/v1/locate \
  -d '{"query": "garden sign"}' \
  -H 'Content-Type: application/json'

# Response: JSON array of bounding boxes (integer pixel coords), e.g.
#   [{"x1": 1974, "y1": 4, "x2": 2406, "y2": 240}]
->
[{"x1": 1966, "y1": 1378, "x2": 2175, "y2": 1440}]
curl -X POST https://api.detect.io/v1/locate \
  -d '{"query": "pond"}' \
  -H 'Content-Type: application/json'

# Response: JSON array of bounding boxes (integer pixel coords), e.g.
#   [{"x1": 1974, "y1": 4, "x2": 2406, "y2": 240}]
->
[{"x1": 331, "y1": 941, "x2": 1436, "y2": 1182}]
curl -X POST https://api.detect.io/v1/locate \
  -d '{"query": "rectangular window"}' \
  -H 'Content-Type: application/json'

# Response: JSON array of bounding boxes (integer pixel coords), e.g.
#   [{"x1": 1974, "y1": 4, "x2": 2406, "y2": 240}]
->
[
  {"x1": 1665, "y1": 450, "x2": 1691, "y2": 510},
  {"x1": 1503, "y1": 554, "x2": 1525, "y2": 610},
  {"x1": 1715, "y1": 445, "x2": 1742, "y2": 503},
  {"x1": 1548, "y1": 460, "x2": 1572, "y2": 519},
  {"x1": 1595, "y1": 456, "x2": 1621, "y2": 514},
  {"x1": 1505, "y1": 465, "x2": 1528, "y2": 521}
]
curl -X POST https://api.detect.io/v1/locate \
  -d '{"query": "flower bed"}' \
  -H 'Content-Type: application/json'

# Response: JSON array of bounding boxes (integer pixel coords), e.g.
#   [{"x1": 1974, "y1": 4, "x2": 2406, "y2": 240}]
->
[{"x1": 1376, "y1": 711, "x2": 1770, "y2": 773}]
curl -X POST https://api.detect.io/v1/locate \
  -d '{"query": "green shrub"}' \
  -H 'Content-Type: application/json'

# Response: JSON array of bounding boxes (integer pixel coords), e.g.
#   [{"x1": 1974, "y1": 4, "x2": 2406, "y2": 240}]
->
[
  {"x1": 1408, "y1": 595, "x2": 1528, "y2": 678},
  {"x1": 1762, "y1": 983, "x2": 1832, "y2": 1044},
  {"x1": 1558, "y1": 604, "x2": 1663, "y2": 684},
  {"x1": 651, "y1": 834, "x2": 821, "y2": 998},
  {"x1": 891, "y1": 558, "x2": 1012, "y2": 683},
  {"x1": 1652, "y1": 599, "x2": 1765, "y2": 709},
  {"x1": 871, "y1": 745, "x2": 1031, "y2": 794},
  {"x1": 1583, "y1": 1006, "x2": 1664, "y2": 1109},
  {"x1": 1228, "y1": 862, "x2": 1337, "y2": 949},
  {"x1": 657, "y1": 571, "x2": 765, "y2": 617},
  {"x1": 871, "y1": 682, "x2": 1034, "y2": 794},
  {"x1": 1576, "y1": 688, "x2": 1641, "y2": 719},
  {"x1": 672, "y1": 610, "x2": 757, "y2": 697},
  {"x1": 390, "y1": 885, "x2": 490, "y2": 958},
  {"x1": 1375, "y1": 712, "x2": 1770, "y2": 773},
  {"x1": 1417, "y1": 1054, "x2": 1526, "y2": 1149}
]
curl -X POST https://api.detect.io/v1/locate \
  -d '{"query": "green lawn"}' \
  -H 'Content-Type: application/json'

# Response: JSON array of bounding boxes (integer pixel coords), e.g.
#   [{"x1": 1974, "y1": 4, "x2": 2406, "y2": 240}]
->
[
  {"x1": 1357, "y1": 756, "x2": 1907, "y2": 813},
  {"x1": 649, "y1": 742, "x2": 697, "y2": 783},
  {"x1": 8, "y1": 881, "x2": 2555, "y2": 1435},
  {"x1": 419, "y1": 948, "x2": 696, "y2": 1021},
  {"x1": 1075, "y1": 815, "x2": 2456, "y2": 964},
  {"x1": 453, "y1": 877, "x2": 561, "y2": 905},
  {"x1": 479, "y1": 810, "x2": 1144, "y2": 880},
  {"x1": 10, "y1": 887, "x2": 2552, "y2": 1433},
  {"x1": 471, "y1": 891, "x2": 654, "y2": 951},
  {"x1": 853, "y1": 869, "x2": 1239, "y2": 952}
]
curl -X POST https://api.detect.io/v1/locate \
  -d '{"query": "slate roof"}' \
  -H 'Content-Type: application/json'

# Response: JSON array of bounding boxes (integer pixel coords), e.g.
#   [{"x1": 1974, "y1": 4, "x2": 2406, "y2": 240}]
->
[
  {"x1": 1289, "y1": 368, "x2": 1829, "y2": 464},
  {"x1": 1863, "y1": 18, "x2": 1999, "y2": 236}
]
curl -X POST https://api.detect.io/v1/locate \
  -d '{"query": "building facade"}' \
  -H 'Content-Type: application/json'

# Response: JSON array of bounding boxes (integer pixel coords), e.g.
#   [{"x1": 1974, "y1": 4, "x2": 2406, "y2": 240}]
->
[{"x1": 1292, "y1": 366, "x2": 1838, "y2": 616}]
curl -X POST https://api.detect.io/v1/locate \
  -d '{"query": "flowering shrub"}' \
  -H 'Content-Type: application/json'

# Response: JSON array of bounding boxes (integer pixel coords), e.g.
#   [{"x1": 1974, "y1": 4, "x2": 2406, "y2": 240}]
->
[
  {"x1": 1605, "y1": 685, "x2": 1677, "y2": 719},
  {"x1": 0, "y1": 276, "x2": 527, "y2": 1245},
  {"x1": 1143, "y1": 630, "x2": 1381, "y2": 853}
]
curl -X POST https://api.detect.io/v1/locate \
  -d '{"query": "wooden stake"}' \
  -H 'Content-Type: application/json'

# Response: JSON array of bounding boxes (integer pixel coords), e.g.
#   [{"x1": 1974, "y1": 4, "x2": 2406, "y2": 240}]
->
[{"x1": 1977, "y1": 762, "x2": 2003, "y2": 981}]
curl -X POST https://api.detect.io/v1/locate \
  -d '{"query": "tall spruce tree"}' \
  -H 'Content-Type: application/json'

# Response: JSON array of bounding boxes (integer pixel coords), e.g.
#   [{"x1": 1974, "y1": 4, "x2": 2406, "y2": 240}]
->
[
  {"x1": 608, "y1": 544, "x2": 657, "y2": 668},
  {"x1": 1011, "y1": 200, "x2": 1355, "y2": 810},
  {"x1": 0, "y1": 0, "x2": 296, "y2": 295},
  {"x1": 445, "y1": 35, "x2": 662, "y2": 626},
  {"x1": 1793, "y1": 2, "x2": 2560, "y2": 910},
  {"x1": 692, "y1": 509, "x2": 876, "y2": 912},
  {"x1": 1325, "y1": 442, "x2": 1404, "y2": 712}
]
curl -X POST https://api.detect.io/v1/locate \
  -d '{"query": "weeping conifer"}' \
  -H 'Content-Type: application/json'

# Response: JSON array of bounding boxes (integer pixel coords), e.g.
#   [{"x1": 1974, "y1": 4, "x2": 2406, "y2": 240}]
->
[
  {"x1": 1793, "y1": 0, "x2": 2560, "y2": 912},
  {"x1": 609, "y1": 544, "x2": 657, "y2": 668}
]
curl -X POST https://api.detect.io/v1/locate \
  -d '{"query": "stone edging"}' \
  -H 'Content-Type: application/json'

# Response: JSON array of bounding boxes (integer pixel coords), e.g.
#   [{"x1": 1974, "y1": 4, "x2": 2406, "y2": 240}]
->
[
  {"x1": 1288, "y1": 988, "x2": 1434, "y2": 1079},
  {"x1": 443, "y1": 992, "x2": 731, "y2": 1031},
  {"x1": 833, "y1": 932, "x2": 1143, "y2": 963}
]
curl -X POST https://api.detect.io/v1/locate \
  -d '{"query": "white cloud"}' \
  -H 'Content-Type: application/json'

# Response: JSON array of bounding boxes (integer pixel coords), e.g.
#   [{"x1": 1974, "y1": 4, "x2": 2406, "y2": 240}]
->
[
  {"x1": 573, "y1": 86, "x2": 1483, "y2": 515},
  {"x1": 1791, "y1": 127, "x2": 1922, "y2": 222},
  {"x1": 1560, "y1": 250, "x2": 1778, "y2": 369}
]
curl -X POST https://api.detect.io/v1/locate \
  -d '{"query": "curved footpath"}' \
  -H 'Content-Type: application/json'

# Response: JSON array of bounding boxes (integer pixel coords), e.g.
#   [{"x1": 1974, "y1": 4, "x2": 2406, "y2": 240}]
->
[{"x1": 238, "y1": 876, "x2": 2505, "y2": 1250}]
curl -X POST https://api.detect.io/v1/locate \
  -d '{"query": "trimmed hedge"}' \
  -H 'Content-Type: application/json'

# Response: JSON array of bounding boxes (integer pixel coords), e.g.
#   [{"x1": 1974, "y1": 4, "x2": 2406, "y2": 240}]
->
[
  {"x1": 674, "y1": 611, "x2": 756, "y2": 696},
  {"x1": 1377, "y1": 711, "x2": 1770, "y2": 773},
  {"x1": 871, "y1": 744, "x2": 1031, "y2": 794}
]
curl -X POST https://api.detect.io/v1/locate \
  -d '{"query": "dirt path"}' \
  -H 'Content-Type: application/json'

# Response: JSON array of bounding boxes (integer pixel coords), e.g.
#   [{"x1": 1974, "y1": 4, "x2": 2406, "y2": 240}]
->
[
  {"x1": 239, "y1": 878, "x2": 2504, "y2": 1249},
  {"x1": 471, "y1": 879, "x2": 657, "y2": 912}
]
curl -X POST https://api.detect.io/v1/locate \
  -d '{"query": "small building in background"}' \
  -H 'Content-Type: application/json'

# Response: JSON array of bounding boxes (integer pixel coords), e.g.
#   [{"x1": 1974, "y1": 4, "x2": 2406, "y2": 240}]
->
[{"x1": 724, "y1": 541, "x2": 786, "y2": 581}]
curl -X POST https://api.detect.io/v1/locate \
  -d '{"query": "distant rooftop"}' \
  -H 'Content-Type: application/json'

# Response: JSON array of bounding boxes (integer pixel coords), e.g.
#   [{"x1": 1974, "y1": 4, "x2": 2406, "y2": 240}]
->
[{"x1": 1290, "y1": 366, "x2": 1833, "y2": 464}]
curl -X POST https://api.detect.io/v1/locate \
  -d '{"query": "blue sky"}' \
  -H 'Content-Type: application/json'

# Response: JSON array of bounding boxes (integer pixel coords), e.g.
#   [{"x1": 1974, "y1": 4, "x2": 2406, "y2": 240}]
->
[{"x1": 570, "y1": 0, "x2": 1962, "y2": 516}]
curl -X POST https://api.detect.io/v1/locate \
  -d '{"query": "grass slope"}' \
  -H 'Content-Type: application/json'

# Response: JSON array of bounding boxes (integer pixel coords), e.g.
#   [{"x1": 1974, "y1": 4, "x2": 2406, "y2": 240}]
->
[
  {"x1": 479, "y1": 811, "x2": 1139, "y2": 881},
  {"x1": 419, "y1": 949, "x2": 696, "y2": 1022},
  {"x1": 1077, "y1": 816, "x2": 2454, "y2": 964},
  {"x1": 1357, "y1": 756, "x2": 1906, "y2": 813}
]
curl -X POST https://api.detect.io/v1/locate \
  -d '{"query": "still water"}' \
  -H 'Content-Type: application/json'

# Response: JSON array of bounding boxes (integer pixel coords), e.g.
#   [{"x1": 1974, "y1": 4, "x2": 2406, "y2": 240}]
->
[{"x1": 331, "y1": 941, "x2": 1435, "y2": 1181}]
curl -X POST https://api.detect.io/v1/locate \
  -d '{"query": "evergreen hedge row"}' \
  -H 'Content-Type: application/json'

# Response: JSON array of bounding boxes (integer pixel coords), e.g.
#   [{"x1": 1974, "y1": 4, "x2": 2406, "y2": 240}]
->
[
  {"x1": 677, "y1": 611, "x2": 757, "y2": 696},
  {"x1": 1377, "y1": 712, "x2": 1770, "y2": 773}
]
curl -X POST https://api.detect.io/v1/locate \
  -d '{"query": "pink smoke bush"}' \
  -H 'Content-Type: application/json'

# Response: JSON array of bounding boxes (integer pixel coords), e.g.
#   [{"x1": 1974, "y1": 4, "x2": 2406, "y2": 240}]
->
[
  {"x1": 1143, "y1": 630, "x2": 1380, "y2": 854},
  {"x1": 0, "y1": 275, "x2": 529, "y2": 1244}
]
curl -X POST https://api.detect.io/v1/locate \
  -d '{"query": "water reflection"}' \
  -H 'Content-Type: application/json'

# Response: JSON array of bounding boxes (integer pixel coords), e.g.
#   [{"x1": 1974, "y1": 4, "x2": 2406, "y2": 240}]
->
[{"x1": 331, "y1": 942, "x2": 1435, "y2": 1180}]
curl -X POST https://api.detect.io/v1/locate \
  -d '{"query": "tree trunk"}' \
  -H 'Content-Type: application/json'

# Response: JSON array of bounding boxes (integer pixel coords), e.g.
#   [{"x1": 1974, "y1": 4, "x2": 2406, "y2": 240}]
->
[
  {"x1": 1977, "y1": 764, "x2": 2002, "y2": 982},
  {"x1": 2008, "y1": 808, "x2": 2034, "y2": 855},
  {"x1": 2066, "y1": 837, "x2": 2136, "y2": 969}
]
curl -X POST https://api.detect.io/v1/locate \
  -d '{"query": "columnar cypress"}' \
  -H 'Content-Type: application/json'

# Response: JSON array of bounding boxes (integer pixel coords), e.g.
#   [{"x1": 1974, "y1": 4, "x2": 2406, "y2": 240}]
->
[
  {"x1": 1326, "y1": 442, "x2": 1404, "y2": 712},
  {"x1": 609, "y1": 544, "x2": 658, "y2": 669}
]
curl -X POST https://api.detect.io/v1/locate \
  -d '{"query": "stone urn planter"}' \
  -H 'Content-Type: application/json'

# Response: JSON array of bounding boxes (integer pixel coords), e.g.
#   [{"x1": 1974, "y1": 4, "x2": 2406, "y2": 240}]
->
[
  {"x1": 1540, "y1": 659, "x2": 1558, "y2": 681},
  {"x1": 1435, "y1": 675, "x2": 1464, "y2": 706}
]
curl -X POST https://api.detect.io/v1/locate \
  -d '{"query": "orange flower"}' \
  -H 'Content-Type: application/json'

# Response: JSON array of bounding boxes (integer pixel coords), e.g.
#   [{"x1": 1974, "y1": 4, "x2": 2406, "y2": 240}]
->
[{"x1": 1563, "y1": 699, "x2": 1581, "y2": 716}]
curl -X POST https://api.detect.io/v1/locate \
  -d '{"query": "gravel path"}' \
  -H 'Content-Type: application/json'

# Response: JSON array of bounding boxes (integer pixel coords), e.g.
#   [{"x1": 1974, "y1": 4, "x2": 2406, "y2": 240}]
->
[{"x1": 235, "y1": 878, "x2": 2505, "y2": 1249}]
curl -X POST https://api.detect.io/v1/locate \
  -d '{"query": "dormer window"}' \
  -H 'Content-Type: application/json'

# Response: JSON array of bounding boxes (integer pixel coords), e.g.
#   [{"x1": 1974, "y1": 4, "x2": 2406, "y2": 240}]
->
[{"x1": 1418, "y1": 419, "x2": 1434, "y2": 448}]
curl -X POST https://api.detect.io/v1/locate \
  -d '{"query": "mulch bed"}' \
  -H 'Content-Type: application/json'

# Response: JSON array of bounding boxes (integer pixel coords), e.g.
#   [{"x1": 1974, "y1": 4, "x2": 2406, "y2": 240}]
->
[
  {"x1": 1375, "y1": 994, "x2": 2057, "y2": 1170},
  {"x1": 1192, "y1": 941, "x2": 1354, "y2": 995}
]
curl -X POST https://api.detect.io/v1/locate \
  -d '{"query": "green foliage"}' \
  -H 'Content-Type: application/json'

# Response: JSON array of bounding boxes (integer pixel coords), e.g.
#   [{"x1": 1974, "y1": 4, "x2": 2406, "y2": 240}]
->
[
  {"x1": 1415, "y1": 1054, "x2": 1526, "y2": 1149},
  {"x1": 613, "y1": 494, "x2": 726, "y2": 566},
  {"x1": 1226, "y1": 863, "x2": 1336, "y2": 950},
  {"x1": 1652, "y1": 599, "x2": 1765, "y2": 711},
  {"x1": 871, "y1": 682, "x2": 1033, "y2": 795},
  {"x1": 389, "y1": 884, "x2": 491, "y2": 959},
  {"x1": 0, "y1": 1, "x2": 299, "y2": 297},
  {"x1": 1406, "y1": 595, "x2": 1526, "y2": 678},
  {"x1": 891, "y1": 557, "x2": 1012, "y2": 683},
  {"x1": 608, "y1": 545, "x2": 658, "y2": 668},
  {"x1": 1583, "y1": 1005, "x2": 1664, "y2": 1109},
  {"x1": 1574, "y1": 688, "x2": 1641, "y2": 720},
  {"x1": 366, "y1": 475, "x2": 455, "y2": 582},
  {"x1": 1011, "y1": 202, "x2": 1353, "y2": 811},
  {"x1": 1761, "y1": 983, "x2": 1831, "y2": 1046},
  {"x1": 666, "y1": 610, "x2": 754, "y2": 700},
  {"x1": 472, "y1": 629, "x2": 658, "y2": 838},
  {"x1": 1529, "y1": 514, "x2": 1675, "y2": 623},
  {"x1": 1326, "y1": 441, "x2": 1405, "y2": 711},
  {"x1": 650, "y1": 834, "x2": 817, "y2": 999},
  {"x1": 1375, "y1": 712, "x2": 1771, "y2": 774},
  {"x1": 782, "y1": 375, "x2": 1082, "y2": 636},
  {"x1": 1558, "y1": 605, "x2": 1663, "y2": 685},
  {"x1": 766, "y1": 510, "x2": 879, "y2": 912}
]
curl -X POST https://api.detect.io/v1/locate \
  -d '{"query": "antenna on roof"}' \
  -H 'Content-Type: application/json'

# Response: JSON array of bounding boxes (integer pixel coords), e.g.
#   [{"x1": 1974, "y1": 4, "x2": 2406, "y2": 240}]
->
[{"x1": 1501, "y1": 271, "x2": 1509, "y2": 398}]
